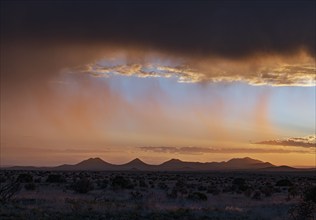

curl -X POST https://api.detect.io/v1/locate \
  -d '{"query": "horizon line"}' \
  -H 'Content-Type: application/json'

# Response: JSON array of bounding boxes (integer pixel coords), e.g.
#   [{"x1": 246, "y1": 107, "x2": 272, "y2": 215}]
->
[{"x1": 1, "y1": 156, "x2": 315, "y2": 169}]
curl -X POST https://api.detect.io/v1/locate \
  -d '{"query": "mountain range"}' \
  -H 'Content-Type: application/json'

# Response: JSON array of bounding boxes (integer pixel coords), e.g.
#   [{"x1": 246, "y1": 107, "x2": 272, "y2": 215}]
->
[{"x1": 4, "y1": 157, "x2": 315, "y2": 171}]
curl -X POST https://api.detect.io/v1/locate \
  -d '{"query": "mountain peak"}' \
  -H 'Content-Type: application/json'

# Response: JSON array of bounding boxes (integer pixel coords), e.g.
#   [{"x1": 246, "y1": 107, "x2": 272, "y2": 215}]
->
[
  {"x1": 132, "y1": 158, "x2": 142, "y2": 162},
  {"x1": 58, "y1": 157, "x2": 113, "y2": 170},
  {"x1": 88, "y1": 157, "x2": 102, "y2": 161},
  {"x1": 161, "y1": 158, "x2": 183, "y2": 165},
  {"x1": 225, "y1": 157, "x2": 273, "y2": 169},
  {"x1": 169, "y1": 158, "x2": 182, "y2": 162},
  {"x1": 131, "y1": 158, "x2": 142, "y2": 162},
  {"x1": 243, "y1": 157, "x2": 252, "y2": 160},
  {"x1": 76, "y1": 157, "x2": 108, "y2": 166},
  {"x1": 41, "y1": 156, "x2": 285, "y2": 171},
  {"x1": 227, "y1": 157, "x2": 263, "y2": 164},
  {"x1": 126, "y1": 158, "x2": 147, "y2": 165},
  {"x1": 119, "y1": 158, "x2": 150, "y2": 170}
]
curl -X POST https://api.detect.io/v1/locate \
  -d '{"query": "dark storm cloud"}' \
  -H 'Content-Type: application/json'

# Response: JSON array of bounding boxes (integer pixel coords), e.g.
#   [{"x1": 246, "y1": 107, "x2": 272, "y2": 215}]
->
[{"x1": 2, "y1": 0, "x2": 315, "y2": 58}]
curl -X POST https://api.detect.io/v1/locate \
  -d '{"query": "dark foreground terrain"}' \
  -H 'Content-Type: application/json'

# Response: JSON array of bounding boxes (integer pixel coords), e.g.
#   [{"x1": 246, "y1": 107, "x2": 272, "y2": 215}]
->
[{"x1": 1, "y1": 170, "x2": 315, "y2": 220}]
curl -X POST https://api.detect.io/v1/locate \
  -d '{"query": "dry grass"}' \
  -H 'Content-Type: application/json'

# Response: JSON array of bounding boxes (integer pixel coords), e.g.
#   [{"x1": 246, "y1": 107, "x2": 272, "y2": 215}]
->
[{"x1": 0, "y1": 170, "x2": 315, "y2": 219}]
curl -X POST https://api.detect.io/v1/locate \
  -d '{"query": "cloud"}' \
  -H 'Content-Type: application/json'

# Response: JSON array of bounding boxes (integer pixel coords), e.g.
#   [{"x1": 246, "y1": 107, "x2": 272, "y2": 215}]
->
[
  {"x1": 3, "y1": 1, "x2": 315, "y2": 58},
  {"x1": 2, "y1": 1, "x2": 315, "y2": 87},
  {"x1": 2, "y1": 146, "x2": 113, "y2": 155},
  {"x1": 254, "y1": 135, "x2": 316, "y2": 148},
  {"x1": 67, "y1": 51, "x2": 316, "y2": 86},
  {"x1": 139, "y1": 146, "x2": 312, "y2": 155},
  {"x1": 69, "y1": 61, "x2": 205, "y2": 83}
]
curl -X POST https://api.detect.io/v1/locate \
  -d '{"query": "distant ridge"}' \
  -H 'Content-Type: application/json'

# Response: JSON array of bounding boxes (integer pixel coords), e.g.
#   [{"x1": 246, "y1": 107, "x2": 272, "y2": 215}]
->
[
  {"x1": 55, "y1": 157, "x2": 114, "y2": 170},
  {"x1": 117, "y1": 158, "x2": 153, "y2": 170},
  {"x1": 258, "y1": 165, "x2": 298, "y2": 172},
  {"x1": 224, "y1": 157, "x2": 274, "y2": 169},
  {"x1": 4, "y1": 157, "x2": 314, "y2": 172}
]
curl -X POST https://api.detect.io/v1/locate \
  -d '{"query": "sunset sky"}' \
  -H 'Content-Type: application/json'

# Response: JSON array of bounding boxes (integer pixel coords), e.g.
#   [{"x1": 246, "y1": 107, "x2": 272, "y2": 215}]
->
[{"x1": 1, "y1": 1, "x2": 315, "y2": 167}]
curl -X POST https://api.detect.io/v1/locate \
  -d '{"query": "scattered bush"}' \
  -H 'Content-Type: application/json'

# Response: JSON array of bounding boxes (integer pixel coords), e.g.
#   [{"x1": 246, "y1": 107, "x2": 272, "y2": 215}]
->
[
  {"x1": 148, "y1": 180, "x2": 154, "y2": 187},
  {"x1": 261, "y1": 186, "x2": 274, "y2": 197},
  {"x1": 188, "y1": 192, "x2": 207, "y2": 201},
  {"x1": 288, "y1": 186, "x2": 316, "y2": 219},
  {"x1": 207, "y1": 186, "x2": 221, "y2": 195},
  {"x1": 0, "y1": 181, "x2": 20, "y2": 203},
  {"x1": 46, "y1": 174, "x2": 65, "y2": 183},
  {"x1": 252, "y1": 191, "x2": 261, "y2": 200},
  {"x1": 244, "y1": 188, "x2": 253, "y2": 198},
  {"x1": 175, "y1": 179, "x2": 186, "y2": 188},
  {"x1": 288, "y1": 186, "x2": 299, "y2": 199},
  {"x1": 111, "y1": 175, "x2": 133, "y2": 189},
  {"x1": 0, "y1": 175, "x2": 6, "y2": 183},
  {"x1": 232, "y1": 178, "x2": 246, "y2": 186},
  {"x1": 1, "y1": 170, "x2": 314, "y2": 219},
  {"x1": 73, "y1": 177, "x2": 94, "y2": 193},
  {"x1": 158, "y1": 182, "x2": 168, "y2": 190},
  {"x1": 17, "y1": 173, "x2": 33, "y2": 183},
  {"x1": 276, "y1": 179, "x2": 293, "y2": 187},
  {"x1": 303, "y1": 186, "x2": 316, "y2": 203},
  {"x1": 34, "y1": 178, "x2": 41, "y2": 183},
  {"x1": 197, "y1": 185, "x2": 207, "y2": 191},
  {"x1": 139, "y1": 179, "x2": 147, "y2": 188},
  {"x1": 130, "y1": 191, "x2": 143, "y2": 200},
  {"x1": 288, "y1": 201, "x2": 315, "y2": 220},
  {"x1": 232, "y1": 177, "x2": 248, "y2": 192},
  {"x1": 167, "y1": 188, "x2": 178, "y2": 199},
  {"x1": 97, "y1": 179, "x2": 108, "y2": 189},
  {"x1": 24, "y1": 183, "x2": 36, "y2": 191}
]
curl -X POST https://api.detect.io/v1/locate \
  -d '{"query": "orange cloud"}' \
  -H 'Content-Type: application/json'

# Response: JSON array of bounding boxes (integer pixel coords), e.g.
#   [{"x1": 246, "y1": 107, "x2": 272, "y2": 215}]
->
[
  {"x1": 72, "y1": 50, "x2": 315, "y2": 86},
  {"x1": 139, "y1": 146, "x2": 312, "y2": 154},
  {"x1": 254, "y1": 135, "x2": 316, "y2": 148}
]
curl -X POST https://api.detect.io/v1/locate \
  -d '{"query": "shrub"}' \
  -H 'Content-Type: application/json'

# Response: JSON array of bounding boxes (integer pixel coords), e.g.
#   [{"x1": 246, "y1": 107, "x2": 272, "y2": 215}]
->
[
  {"x1": 232, "y1": 178, "x2": 246, "y2": 186},
  {"x1": 130, "y1": 191, "x2": 143, "y2": 200},
  {"x1": 175, "y1": 179, "x2": 186, "y2": 188},
  {"x1": 24, "y1": 183, "x2": 36, "y2": 191},
  {"x1": 188, "y1": 192, "x2": 207, "y2": 201},
  {"x1": 288, "y1": 201, "x2": 315, "y2": 220},
  {"x1": 207, "y1": 186, "x2": 221, "y2": 195},
  {"x1": 34, "y1": 178, "x2": 41, "y2": 183},
  {"x1": 0, "y1": 175, "x2": 6, "y2": 183},
  {"x1": 276, "y1": 179, "x2": 293, "y2": 187},
  {"x1": 288, "y1": 186, "x2": 316, "y2": 219},
  {"x1": 158, "y1": 182, "x2": 168, "y2": 190},
  {"x1": 303, "y1": 186, "x2": 316, "y2": 203},
  {"x1": 288, "y1": 186, "x2": 299, "y2": 199},
  {"x1": 261, "y1": 186, "x2": 274, "y2": 197},
  {"x1": 252, "y1": 190, "x2": 261, "y2": 200},
  {"x1": 0, "y1": 181, "x2": 20, "y2": 203},
  {"x1": 244, "y1": 188, "x2": 253, "y2": 198},
  {"x1": 111, "y1": 176, "x2": 133, "y2": 189},
  {"x1": 97, "y1": 179, "x2": 108, "y2": 189},
  {"x1": 198, "y1": 185, "x2": 207, "y2": 191},
  {"x1": 139, "y1": 179, "x2": 148, "y2": 188},
  {"x1": 46, "y1": 174, "x2": 65, "y2": 183},
  {"x1": 17, "y1": 173, "x2": 33, "y2": 183},
  {"x1": 167, "y1": 188, "x2": 178, "y2": 199},
  {"x1": 73, "y1": 177, "x2": 94, "y2": 193},
  {"x1": 232, "y1": 177, "x2": 248, "y2": 192}
]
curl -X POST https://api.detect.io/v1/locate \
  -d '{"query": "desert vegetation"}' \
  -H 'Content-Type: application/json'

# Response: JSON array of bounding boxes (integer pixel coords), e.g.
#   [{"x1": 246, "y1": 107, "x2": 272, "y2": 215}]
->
[{"x1": 0, "y1": 170, "x2": 315, "y2": 219}]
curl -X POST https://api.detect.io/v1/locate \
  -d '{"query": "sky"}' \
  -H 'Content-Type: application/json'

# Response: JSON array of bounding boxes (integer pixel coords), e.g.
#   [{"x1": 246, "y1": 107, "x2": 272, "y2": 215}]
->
[{"x1": 1, "y1": 1, "x2": 315, "y2": 167}]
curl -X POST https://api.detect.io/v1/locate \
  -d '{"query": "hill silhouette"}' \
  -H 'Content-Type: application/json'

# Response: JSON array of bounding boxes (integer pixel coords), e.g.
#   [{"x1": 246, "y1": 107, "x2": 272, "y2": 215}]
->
[
  {"x1": 56, "y1": 157, "x2": 114, "y2": 170},
  {"x1": 5, "y1": 157, "x2": 313, "y2": 172},
  {"x1": 117, "y1": 158, "x2": 153, "y2": 171}
]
